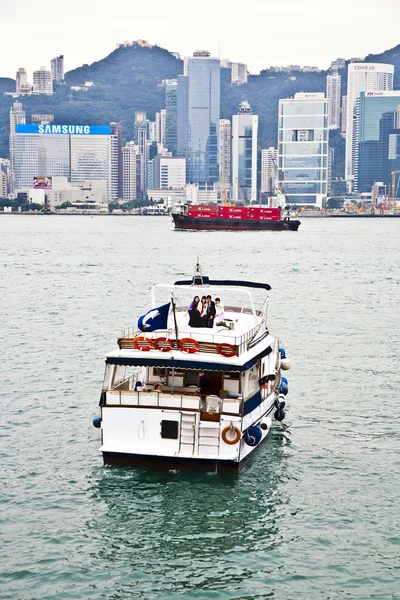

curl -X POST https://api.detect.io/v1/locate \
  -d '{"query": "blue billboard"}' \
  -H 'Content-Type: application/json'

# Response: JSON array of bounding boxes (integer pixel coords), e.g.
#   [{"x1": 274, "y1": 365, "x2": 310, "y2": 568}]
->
[{"x1": 15, "y1": 124, "x2": 111, "y2": 135}]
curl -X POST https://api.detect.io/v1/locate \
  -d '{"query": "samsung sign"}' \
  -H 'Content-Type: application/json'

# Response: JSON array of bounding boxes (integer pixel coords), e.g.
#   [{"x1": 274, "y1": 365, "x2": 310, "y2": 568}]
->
[{"x1": 15, "y1": 124, "x2": 111, "y2": 135}]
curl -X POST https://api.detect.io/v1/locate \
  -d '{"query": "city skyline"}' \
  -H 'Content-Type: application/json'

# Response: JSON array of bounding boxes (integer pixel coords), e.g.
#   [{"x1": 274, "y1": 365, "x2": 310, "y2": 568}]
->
[{"x1": 1, "y1": 0, "x2": 399, "y2": 78}]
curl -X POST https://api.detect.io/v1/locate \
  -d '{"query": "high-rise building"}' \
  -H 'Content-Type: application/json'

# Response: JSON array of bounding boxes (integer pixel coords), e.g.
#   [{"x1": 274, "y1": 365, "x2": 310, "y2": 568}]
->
[
  {"x1": 261, "y1": 147, "x2": 278, "y2": 194},
  {"x1": 51, "y1": 55, "x2": 64, "y2": 84},
  {"x1": 326, "y1": 72, "x2": 341, "y2": 129},
  {"x1": 177, "y1": 51, "x2": 220, "y2": 185},
  {"x1": 15, "y1": 68, "x2": 31, "y2": 94},
  {"x1": 31, "y1": 114, "x2": 54, "y2": 124},
  {"x1": 110, "y1": 122, "x2": 123, "y2": 198},
  {"x1": 134, "y1": 111, "x2": 147, "y2": 143},
  {"x1": 0, "y1": 170, "x2": 7, "y2": 198},
  {"x1": 33, "y1": 67, "x2": 53, "y2": 94},
  {"x1": 219, "y1": 119, "x2": 231, "y2": 184},
  {"x1": 9, "y1": 102, "x2": 26, "y2": 182},
  {"x1": 353, "y1": 91, "x2": 400, "y2": 192},
  {"x1": 232, "y1": 101, "x2": 258, "y2": 203},
  {"x1": 330, "y1": 58, "x2": 346, "y2": 70},
  {"x1": 231, "y1": 63, "x2": 248, "y2": 85},
  {"x1": 345, "y1": 63, "x2": 394, "y2": 191},
  {"x1": 137, "y1": 124, "x2": 149, "y2": 196},
  {"x1": 160, "y1": 109, "x2": 167, "y2": 148},
  {"x1": 341, "y1": 95, "x2": 347, "y2": 136},
  {"x1": 122, "y1": 142, "x2": 137, "y2": 201},
  {"x1": 177, "y1": 74, "x2": 189, "y2": 156},
  {"x1": 328, "y1": 147, "x2": 334, "y2": 195},
  {"x1": 153, "y1": 156, "x2": 186, "y2": 189},
  {"x1": 0, "y1": 159, "x2": 12, "y2": 196},
  {"x1": 278, "y1": 92, "x2": 329, "y2": 208},
  {"x1": 12, "y1": 124, "x2": 118, "y2": 200},
  {"x1": 9, "y1": 101, "x2": 26, "y2": 134},
  {"x1": 163, "y1": 79, "x2": 178, "y2": 155}
]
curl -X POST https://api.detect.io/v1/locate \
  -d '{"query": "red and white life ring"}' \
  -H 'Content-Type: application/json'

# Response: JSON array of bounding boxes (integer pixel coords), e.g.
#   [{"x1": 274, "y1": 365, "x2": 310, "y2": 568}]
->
[
  {"x1": 217, "y1": 343, "x2": 237, "y2": 358},
  {"x1": 222, "y1": 425, "x2": 241, "y2": 445},
  {"x1": 179, "y1": 338, "x2": 200, "y2": 354},
  {"x1": 133, "y1": 337, "x2": 154, "y2": 351},
  {"x1": 153, "y1": 337, "x2": 174, "y2": 352}
]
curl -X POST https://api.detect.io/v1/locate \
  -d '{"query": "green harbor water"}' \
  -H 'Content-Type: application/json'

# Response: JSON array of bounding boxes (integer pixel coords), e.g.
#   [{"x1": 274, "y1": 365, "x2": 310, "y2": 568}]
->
[{"x1": 1, "y1": 215, "x2": 399, "y2": 599}]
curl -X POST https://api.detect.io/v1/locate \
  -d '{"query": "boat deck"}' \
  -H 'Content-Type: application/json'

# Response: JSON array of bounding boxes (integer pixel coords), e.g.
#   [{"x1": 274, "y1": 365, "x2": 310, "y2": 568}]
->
[{"x1": 118, "y1": 306, "x2": 266, "y2": 358}]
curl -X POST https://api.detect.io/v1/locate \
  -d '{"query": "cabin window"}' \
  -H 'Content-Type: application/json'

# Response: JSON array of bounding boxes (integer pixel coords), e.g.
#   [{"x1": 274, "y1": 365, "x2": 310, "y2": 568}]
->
[{"x1": 161, "y1": 420, "x2": 179, "y2": 439}]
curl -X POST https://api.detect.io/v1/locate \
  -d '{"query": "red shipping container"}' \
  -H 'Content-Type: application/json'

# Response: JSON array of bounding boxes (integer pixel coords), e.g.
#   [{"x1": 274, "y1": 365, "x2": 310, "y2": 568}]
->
[{"x1": 220, "y1": 207, "x2": 249, "y2": 219}]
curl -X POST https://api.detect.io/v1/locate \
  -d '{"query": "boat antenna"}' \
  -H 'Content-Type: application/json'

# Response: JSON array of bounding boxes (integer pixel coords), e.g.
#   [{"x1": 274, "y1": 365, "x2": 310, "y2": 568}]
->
[
  {"x1": 171, "y1": 293, "x2": 180, "y2": 350},
  {"x1": 193, "y1": 257, "x2": 204, "y2": 285}
]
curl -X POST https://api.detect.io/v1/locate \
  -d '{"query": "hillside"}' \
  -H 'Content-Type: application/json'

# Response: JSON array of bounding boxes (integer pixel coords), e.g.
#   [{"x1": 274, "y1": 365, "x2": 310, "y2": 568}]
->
[{"x1": 1, "y1": 42, "x2": 400, "y2": 178}]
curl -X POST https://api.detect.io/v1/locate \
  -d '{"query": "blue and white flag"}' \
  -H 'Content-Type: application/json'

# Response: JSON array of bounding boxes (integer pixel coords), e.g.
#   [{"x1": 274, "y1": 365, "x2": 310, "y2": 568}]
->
[{"x1": 137, "y1": 302, "x2": 170, "y2": 332}]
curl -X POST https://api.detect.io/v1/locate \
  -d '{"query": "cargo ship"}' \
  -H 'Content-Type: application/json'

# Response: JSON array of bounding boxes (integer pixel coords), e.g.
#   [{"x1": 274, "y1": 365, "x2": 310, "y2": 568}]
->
[{"x1": 171, "y1": 204, "x2": 301, "y2": 231}]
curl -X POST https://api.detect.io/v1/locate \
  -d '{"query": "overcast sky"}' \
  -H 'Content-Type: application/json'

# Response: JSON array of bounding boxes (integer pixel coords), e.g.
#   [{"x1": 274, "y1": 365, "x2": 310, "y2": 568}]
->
[{"x1": 1, "y1": 0, "x2": 399, "y2": 79}]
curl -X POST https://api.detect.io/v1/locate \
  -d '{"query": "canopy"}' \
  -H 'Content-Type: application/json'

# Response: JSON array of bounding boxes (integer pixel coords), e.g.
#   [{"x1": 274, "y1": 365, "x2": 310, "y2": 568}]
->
[
  {"x1": 106, "y1": 345, "x2": 272, "y2": 372},
  {"x1": 174, "y1": 278, "x2": 271, "y2": 291}
]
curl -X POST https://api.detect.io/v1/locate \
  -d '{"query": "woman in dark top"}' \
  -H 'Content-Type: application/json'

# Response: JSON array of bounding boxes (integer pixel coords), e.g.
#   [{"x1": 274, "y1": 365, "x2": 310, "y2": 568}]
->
[{"x1": 188, "y1": 301, "x2": 202, "y2": 327}]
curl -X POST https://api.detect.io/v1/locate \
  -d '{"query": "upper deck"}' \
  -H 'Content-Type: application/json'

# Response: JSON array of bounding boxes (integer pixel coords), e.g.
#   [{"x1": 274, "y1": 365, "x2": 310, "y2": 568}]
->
[{"x1": 111, "y1": 278, "x2": 272, "y2": 366}]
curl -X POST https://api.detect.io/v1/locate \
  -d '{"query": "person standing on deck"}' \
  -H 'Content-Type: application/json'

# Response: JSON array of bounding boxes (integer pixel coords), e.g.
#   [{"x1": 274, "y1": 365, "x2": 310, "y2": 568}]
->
[{"x1": 206, "y1": 295, "x2": 216, "y2": 328}]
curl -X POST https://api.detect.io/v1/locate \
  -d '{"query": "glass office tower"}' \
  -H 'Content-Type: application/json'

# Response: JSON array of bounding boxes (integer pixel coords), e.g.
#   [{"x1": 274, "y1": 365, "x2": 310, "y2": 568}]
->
[
  {"x1": 231, "y1": 101, "x2": 258, "y2": 203},
  {"x1": 278, "y1": 93, "x2": 328, "y2": 207},
  {"x1": 163, "y1": 79, "x2": 178, "y2": 156},
  {"x1": 178, "y1": 51, "x2": 220, "y2": 185},
  {"x1": 355, "y1": 91, "x2": 400, "y2": 192},
  {"x1": 12, "y1": 126, "x2": 118, "y2": 200},
  {"x1": 13, "y1": 134, "x2": 70, "y2": 189}
]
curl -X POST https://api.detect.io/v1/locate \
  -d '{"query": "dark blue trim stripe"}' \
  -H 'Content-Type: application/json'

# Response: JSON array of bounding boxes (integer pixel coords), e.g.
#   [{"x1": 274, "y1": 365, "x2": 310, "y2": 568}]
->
[
  {"x1": 247, "y1": 330, "x2": 269, "y2": 349},
  {"x1": 244, "y1": 391, "x2": 262, "y2": 415},
  {"x1": 106, "y1": 345, "x2": 272, "y2": 372}
]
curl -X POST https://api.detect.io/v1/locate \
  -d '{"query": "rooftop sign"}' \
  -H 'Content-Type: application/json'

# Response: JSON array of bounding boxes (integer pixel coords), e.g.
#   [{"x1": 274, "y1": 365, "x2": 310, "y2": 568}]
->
[{"x1": 15, "y1": 124, "x2": 111, "y2": 135}]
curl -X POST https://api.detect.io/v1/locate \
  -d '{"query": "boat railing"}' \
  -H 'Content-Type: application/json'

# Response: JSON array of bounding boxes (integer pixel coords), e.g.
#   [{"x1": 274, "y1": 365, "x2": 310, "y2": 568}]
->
[
  {"x1": 118, "y1": 321, "x2": 265, "y2": 356},
  {"x1": 105, "y1": 388, "x2": 243, "y2": 414}
]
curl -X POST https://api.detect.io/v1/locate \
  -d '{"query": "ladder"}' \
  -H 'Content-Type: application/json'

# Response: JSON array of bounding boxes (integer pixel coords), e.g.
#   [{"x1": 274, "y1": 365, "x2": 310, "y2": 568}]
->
[
  {"x1": 198, "y1": 421, "x2": 220, "y2": 457},
  {"x1": 179, "y1": 412, "x2": 196, "y2": 455}
]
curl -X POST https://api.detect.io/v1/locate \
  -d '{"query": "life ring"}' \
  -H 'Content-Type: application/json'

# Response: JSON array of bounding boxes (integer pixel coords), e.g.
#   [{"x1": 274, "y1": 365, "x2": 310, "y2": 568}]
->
[
  {"x1": 222, "y1": 425, "x2": 241, "y2": 445},
  {"x1": 179, "y1": 338, "x2": 200, "y2": 353},
  {"x1": 133, "y1": 337, "x2": 154, "y2": 351},
  {"x1": 217, "y1": 343, "x2": 237, "y2": 358},
  {"x1": 153, "y1": 337, "x2": 174, "y2": 352}
]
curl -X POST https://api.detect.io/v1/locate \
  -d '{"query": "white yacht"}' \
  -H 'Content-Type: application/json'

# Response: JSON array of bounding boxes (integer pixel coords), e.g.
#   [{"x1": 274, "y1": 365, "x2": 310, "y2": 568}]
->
[{"x1": 93, "y1": 264, "x2": 291, "y2": 471}]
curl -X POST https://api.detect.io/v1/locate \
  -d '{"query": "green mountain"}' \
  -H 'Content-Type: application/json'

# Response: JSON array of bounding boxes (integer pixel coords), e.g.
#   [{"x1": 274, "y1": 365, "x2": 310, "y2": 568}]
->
[{"x1": 1, "y1": 42, "x2": 400, "y2": 179}]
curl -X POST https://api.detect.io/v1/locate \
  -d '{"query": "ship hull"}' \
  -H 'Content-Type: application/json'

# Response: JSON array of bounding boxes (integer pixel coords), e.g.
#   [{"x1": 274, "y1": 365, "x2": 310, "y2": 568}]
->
[
  {"x1": 102, "y1": 445, "x2": 258, "y2": 472},
  {"x1": 172, "y1": 214, "x2": 300, "y2": 231}
]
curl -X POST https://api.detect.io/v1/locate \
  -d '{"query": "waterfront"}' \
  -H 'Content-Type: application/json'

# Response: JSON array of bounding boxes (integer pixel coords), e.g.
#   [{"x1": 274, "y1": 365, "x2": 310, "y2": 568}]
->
[{"x1": 1, "y1": 216, "x2": 400, "y2": 599}]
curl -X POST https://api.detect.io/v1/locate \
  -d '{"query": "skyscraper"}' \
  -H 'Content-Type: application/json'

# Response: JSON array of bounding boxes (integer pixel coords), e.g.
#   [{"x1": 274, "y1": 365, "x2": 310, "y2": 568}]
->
[
  {"x1": 232, "y1": 101, "x2": 258, "y2": 203},
  {"x1": 345, "y1": 63, "x2": 394, "y2": 191},
  {"x1": 122, "y1": 143, "x2": 137, "y2": 201},
  {"x1": 278, "y1": 92, "x2": 328, "y2": 208},
  {"x1": 137, "y1": 123, "x2": 148, "y2": 196},
  {"x1": 326, "y1": 72, "x2": 341, "y2": 129},
  {"x1": 178, "y1": 51, "x2": 220, "y2": 185},
  {"x1": 163, "y1": 79, "x2": 178, "y2": 155},
  {"x1": 341, "y1": 95, "x2": 347, "y2": 136},
  {"x1": 9, "y1": 101, "x2": 26, "y2": 134},
  {"x1": 231, "y1": 63, "x2": 248, "y2": 85},
  {"x1": 219, "y1": 119, "x2": 231, "y2": 184},
  {"x1": 9, "y1": 102, "x2": 26, "y2": 182},
  {"x1": 261, "y1": 148, "x2": 278, "y2": 194},
  {"x1": 51, "y1": 55, "x2": 65, "y2": 84},
  {"x1": 15, "y1": 68, "x2": 31, "y2": 94},
  {"x1": 354, "y1": 91, "x2": 400, "y2": 192},
  {"x1": 110, "y1": 122, "x2": 123, "y2": 198},
  {"x1": 12, "y1": 124, "x2": 118, "y2": 200},
  {"x1": 134, "y1": 111, "x2": 146, "y2": 143},
  {"x1": 33, "y1": 67, "x2": 53, "y2": 94}
]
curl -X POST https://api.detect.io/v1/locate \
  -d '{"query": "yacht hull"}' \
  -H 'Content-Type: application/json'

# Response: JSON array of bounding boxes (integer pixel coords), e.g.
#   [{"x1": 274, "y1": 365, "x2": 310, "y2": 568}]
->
[{"x1": 102, "y1": 445, "x2": 260, "y2": 472}]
